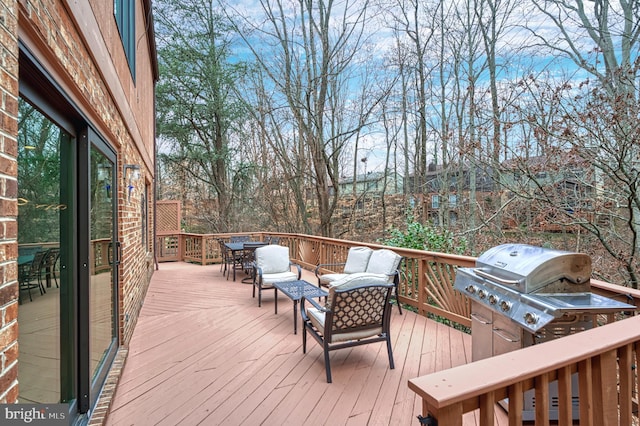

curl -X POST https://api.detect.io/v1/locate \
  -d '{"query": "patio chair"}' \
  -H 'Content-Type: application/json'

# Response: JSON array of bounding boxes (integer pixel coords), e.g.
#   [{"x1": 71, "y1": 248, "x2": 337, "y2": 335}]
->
[
  {"x1": 315, "y1": 246, "x2": 373, "y2": 287},
  {"x1": 315, "y1": 247, "x2": 404, "y2": 314},
  {"x1": 18, "y1": 250, "x2": 48, "y2": 303},
  {"x1": 252, "y1": 245, "x2": 301, "y2": 307},
  {"x1": 301, "y1": 274, "x2": 395, "y2": 383},
  {"x1": 230, "y1": 235, "x2": 251, "y2": 243},
  {"x1": 241, "y1": 242, "x2": 266, "y2": 280}
]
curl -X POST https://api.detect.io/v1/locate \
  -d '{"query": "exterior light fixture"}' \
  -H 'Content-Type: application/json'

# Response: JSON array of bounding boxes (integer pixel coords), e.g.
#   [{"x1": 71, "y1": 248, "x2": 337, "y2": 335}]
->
[
  {"x1": 123, "y1": 164, "x2": 141, "y2": 201},
  {"x1": 98, "y1": 163, "x2": 112, "y2": 199}
]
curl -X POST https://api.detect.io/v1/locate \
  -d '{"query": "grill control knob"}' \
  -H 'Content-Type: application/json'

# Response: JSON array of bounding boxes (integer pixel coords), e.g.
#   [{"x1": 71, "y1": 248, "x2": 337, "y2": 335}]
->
[
  {"x1": 466, "y1": 285, "x2": 476, "y2": 294},
  {"x1": 500, "y1": 300, "x2": 512, "y2": 312},
  {"x1": 489, "y1": 294, "x2": 499, "y2": 305},
  {"x1": 478, "y1": 289, "x2": 487, "y2": 299},
  {"x1": 524, "y1": 312, "x2": 538, "y2": 325}
]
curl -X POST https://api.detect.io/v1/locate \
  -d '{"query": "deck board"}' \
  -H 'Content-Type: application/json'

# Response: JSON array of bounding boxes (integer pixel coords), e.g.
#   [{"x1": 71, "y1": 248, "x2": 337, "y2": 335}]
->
[{"x1": 106, "y1": 262, "x2": 504, "y2": 425}]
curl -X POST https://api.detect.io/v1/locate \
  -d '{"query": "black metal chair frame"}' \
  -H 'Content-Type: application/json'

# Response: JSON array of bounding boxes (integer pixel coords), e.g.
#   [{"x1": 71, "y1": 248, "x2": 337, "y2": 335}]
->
[
  {"x1": 19, "y1": 250, "x2": 48, "y2": 303},
  {"x1": 218, "y1": 239, "x2": 231, "y2": 277},
  {"x1": 301, "y1": 281, "x2": 395, "y2": 383},
  {"x1": 240, "y1": 242, "x2": 266, "y2": 283},
  {"x1": 253, "y1": 262, "x2": 302, "y2": 307}
]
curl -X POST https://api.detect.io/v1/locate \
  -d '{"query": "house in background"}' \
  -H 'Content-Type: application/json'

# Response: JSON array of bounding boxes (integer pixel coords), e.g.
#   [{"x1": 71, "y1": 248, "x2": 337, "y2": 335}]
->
[
  {"x1": 412, "y1": 163, "x2": 496, "y2": 226},
  {"x1": 335, "y1": 171, "x2": 404, "y2": 195},
  {"x1": 2, "y1": 1, "x2": 157, "y2": 424}
]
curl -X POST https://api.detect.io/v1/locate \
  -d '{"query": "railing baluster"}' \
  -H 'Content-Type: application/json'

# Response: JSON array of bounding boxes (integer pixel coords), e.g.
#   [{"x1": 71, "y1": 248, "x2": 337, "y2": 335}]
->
[
  {"x1": 478, "y1": 391, "x2": 494, "y2": 426},
  {"x1": 578, "y1": 358, "x2": 594, "y2": 426},
  {"x1": 535, "y1": 373, "x2": 550, "y2": 425},
  {"x1": 507, "y1": 382, "x2": 523, "y2": 424},
  {"x1": 557, "y1": 366, "x2": 572, "y2": 425},
  {"x1": 619, "y1": 344, "x2": 634, "y2": 426},
  {"x1": 593, "y1": 350, "x2": 619, "y2": 426}
]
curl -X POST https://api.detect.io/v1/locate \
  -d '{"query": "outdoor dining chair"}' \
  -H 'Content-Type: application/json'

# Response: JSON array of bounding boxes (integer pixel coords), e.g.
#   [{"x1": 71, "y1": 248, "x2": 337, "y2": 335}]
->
[
  {"x1": 18, "y1": 250, "x2": 48, "y2": 303},
  {"x1": 300, "y1": 274, "x2": 395, "y2": 383},
  {"x1": 218, "y1": 239, "x2": 232, "y2": 277}
]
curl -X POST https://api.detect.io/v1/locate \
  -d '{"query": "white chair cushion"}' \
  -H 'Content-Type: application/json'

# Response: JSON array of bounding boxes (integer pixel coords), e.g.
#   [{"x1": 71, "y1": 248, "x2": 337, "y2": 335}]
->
[
  {"x1": 343, "y1": 246, "x2": 373, "y2": 274},
  {"x1": 365, "y1": 249, "x2": 401, "y2": 276},
  {"x1": 255, "y1": 245, "x2": 290, "y2": 274},
  {"x1": 330, "y1": 273, "x2": 389, "y2": 290},
  {"x1": 326, "y1": 273, "x2": 389, "y2": 307},
  {"x1": 318, "y1": 273, "x2": 348, "y2": 286},
  {"x1": 261, "y1": 271, "x2": 299, "y2": 285}
]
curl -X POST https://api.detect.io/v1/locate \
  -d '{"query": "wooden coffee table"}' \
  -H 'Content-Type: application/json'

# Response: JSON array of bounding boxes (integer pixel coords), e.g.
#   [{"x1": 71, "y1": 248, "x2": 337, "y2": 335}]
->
[{"x1": 273, "y1": 280, "x2": 328, "y2": 334}]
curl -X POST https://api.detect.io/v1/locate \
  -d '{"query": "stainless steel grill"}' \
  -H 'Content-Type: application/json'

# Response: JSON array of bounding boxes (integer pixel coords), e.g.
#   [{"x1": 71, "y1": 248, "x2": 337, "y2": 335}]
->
[
  {"x1": 454, "y1": 243, "x2": 631, "y2": 333},
  {"x1": 455, "y1": 243, "x2": 635, "y2": 421}
]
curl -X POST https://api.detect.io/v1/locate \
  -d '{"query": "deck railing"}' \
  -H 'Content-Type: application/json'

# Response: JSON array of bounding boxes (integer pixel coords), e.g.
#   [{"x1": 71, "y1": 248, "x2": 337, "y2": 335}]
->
[
  {"x1": 408, "y1": 315, "x2": 640, "y2": 425},
  {"x1": 156, "y1": 231, "x2": 640, "y2": 424},
  {"x1": 157, "y1": 232, "x2": 478, "y2": 325}
]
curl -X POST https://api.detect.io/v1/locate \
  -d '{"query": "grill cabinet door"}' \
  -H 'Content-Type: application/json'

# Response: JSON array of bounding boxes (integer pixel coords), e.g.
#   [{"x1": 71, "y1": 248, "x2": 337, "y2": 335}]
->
[{"x1": 471, "y1": 302, "x2": 494, "y2": 361}]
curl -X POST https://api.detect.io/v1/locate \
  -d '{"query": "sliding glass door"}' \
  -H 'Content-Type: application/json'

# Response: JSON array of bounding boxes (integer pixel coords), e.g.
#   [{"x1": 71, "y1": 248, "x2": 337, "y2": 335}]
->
[
  {"x1": 88, "y1": 143, "x2": 118, "y2": 403},
  {"x1": 17, "y1": 98, "x2": 70, "y2": 404},
  {"x1": 18, "y1": 86, "x2": 119, "y2": 419}
]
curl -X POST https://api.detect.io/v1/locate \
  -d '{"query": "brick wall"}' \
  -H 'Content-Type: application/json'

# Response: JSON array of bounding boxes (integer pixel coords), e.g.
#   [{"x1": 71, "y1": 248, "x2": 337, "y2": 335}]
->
[
  {"x1": 0, "y1": 0, "x2": 19, "y2": 404},
  {"x1": 8, "y1": 0, "x2": 156, "y2": 422}
]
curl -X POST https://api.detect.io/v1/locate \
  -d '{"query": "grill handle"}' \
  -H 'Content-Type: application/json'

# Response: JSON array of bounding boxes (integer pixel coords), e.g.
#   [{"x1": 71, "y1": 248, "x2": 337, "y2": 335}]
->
[
  {"x1": 474, "y1": 269, "x2": 523, "y2": 286},
  {"x1": 493, "y1": 328, "x2": 520, "y2": 343},
  {"x1": 470, "y1": 312, "x2": 492, "y2": 324}
]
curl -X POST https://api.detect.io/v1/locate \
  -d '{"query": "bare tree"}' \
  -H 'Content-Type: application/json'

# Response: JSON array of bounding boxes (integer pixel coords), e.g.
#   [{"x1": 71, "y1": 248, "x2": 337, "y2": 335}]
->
[
  {"x1": 518, "y1": 0, "x2": 640, "y2": 287},
  {"x1": 224, "y1": 0, "x2": 387, "y2": 236},
  {"x1": 381, "y1": 0, "x2": 436, "y2": 193}
]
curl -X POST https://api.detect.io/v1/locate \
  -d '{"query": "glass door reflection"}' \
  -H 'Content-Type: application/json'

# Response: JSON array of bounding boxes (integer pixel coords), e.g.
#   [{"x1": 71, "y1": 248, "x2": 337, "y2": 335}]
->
[
  {"x1": 17, "y1": 99, "x2": 66, "y2": 403},
  {"x1": 89, "y1": 148, "x2": 117, "y2": 383}
]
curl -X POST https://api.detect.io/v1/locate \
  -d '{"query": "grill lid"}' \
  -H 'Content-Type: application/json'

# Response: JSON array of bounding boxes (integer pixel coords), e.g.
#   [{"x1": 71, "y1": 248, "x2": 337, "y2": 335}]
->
[{"x1": 475, "y1": 243, "x2": 591, "y2": 294}]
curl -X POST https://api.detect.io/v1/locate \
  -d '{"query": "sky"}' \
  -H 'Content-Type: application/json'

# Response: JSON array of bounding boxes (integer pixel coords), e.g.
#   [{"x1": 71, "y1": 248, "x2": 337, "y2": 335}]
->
[{"x1": 174, "y1": 0, "x2": 632, "y2": 175}]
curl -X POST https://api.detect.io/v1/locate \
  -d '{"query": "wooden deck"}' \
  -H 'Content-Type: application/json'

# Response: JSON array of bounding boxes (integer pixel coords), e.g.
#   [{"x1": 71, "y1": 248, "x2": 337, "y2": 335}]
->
[{"x1": 106, "y1": 262, "x2": 503, "y2": 425}]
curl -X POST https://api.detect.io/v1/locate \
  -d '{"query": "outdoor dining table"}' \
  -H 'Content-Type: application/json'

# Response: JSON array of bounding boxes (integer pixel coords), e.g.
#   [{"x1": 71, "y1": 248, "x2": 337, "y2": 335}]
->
[{"x1": 224, "y1": 241, "x2": 268, "y2": 281}]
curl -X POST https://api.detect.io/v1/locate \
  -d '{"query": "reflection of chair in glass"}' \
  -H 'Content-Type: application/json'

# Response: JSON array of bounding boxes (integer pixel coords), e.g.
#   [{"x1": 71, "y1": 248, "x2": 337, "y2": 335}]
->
[
  {"x1": 252, "y1": 245, "x2": 301, "y2": 307},
  {"x1": 19, "y1": 250, "x2": 48, "y2": 303},
  {"x1": 41, "y1": 248, "x2": 60, "y2": 288},
  {"x1": 301, "y1": 275, "x2": 395, "y2": 383}
]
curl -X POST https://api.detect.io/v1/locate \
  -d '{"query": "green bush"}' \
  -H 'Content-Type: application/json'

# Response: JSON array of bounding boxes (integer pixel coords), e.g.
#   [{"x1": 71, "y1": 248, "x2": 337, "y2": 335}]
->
[{"x1": 381, "y1": 214, "x2": 467, "y2": 254}]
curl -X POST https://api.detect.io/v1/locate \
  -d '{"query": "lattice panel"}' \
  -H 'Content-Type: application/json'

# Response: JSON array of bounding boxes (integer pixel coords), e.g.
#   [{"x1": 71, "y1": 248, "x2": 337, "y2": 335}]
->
[
  {"x1": 332, "y1": 287, "x2": 388, "y2": 331},
  {"x1": 157, "y1": 200, "x2": 181, "y2": 234}
]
